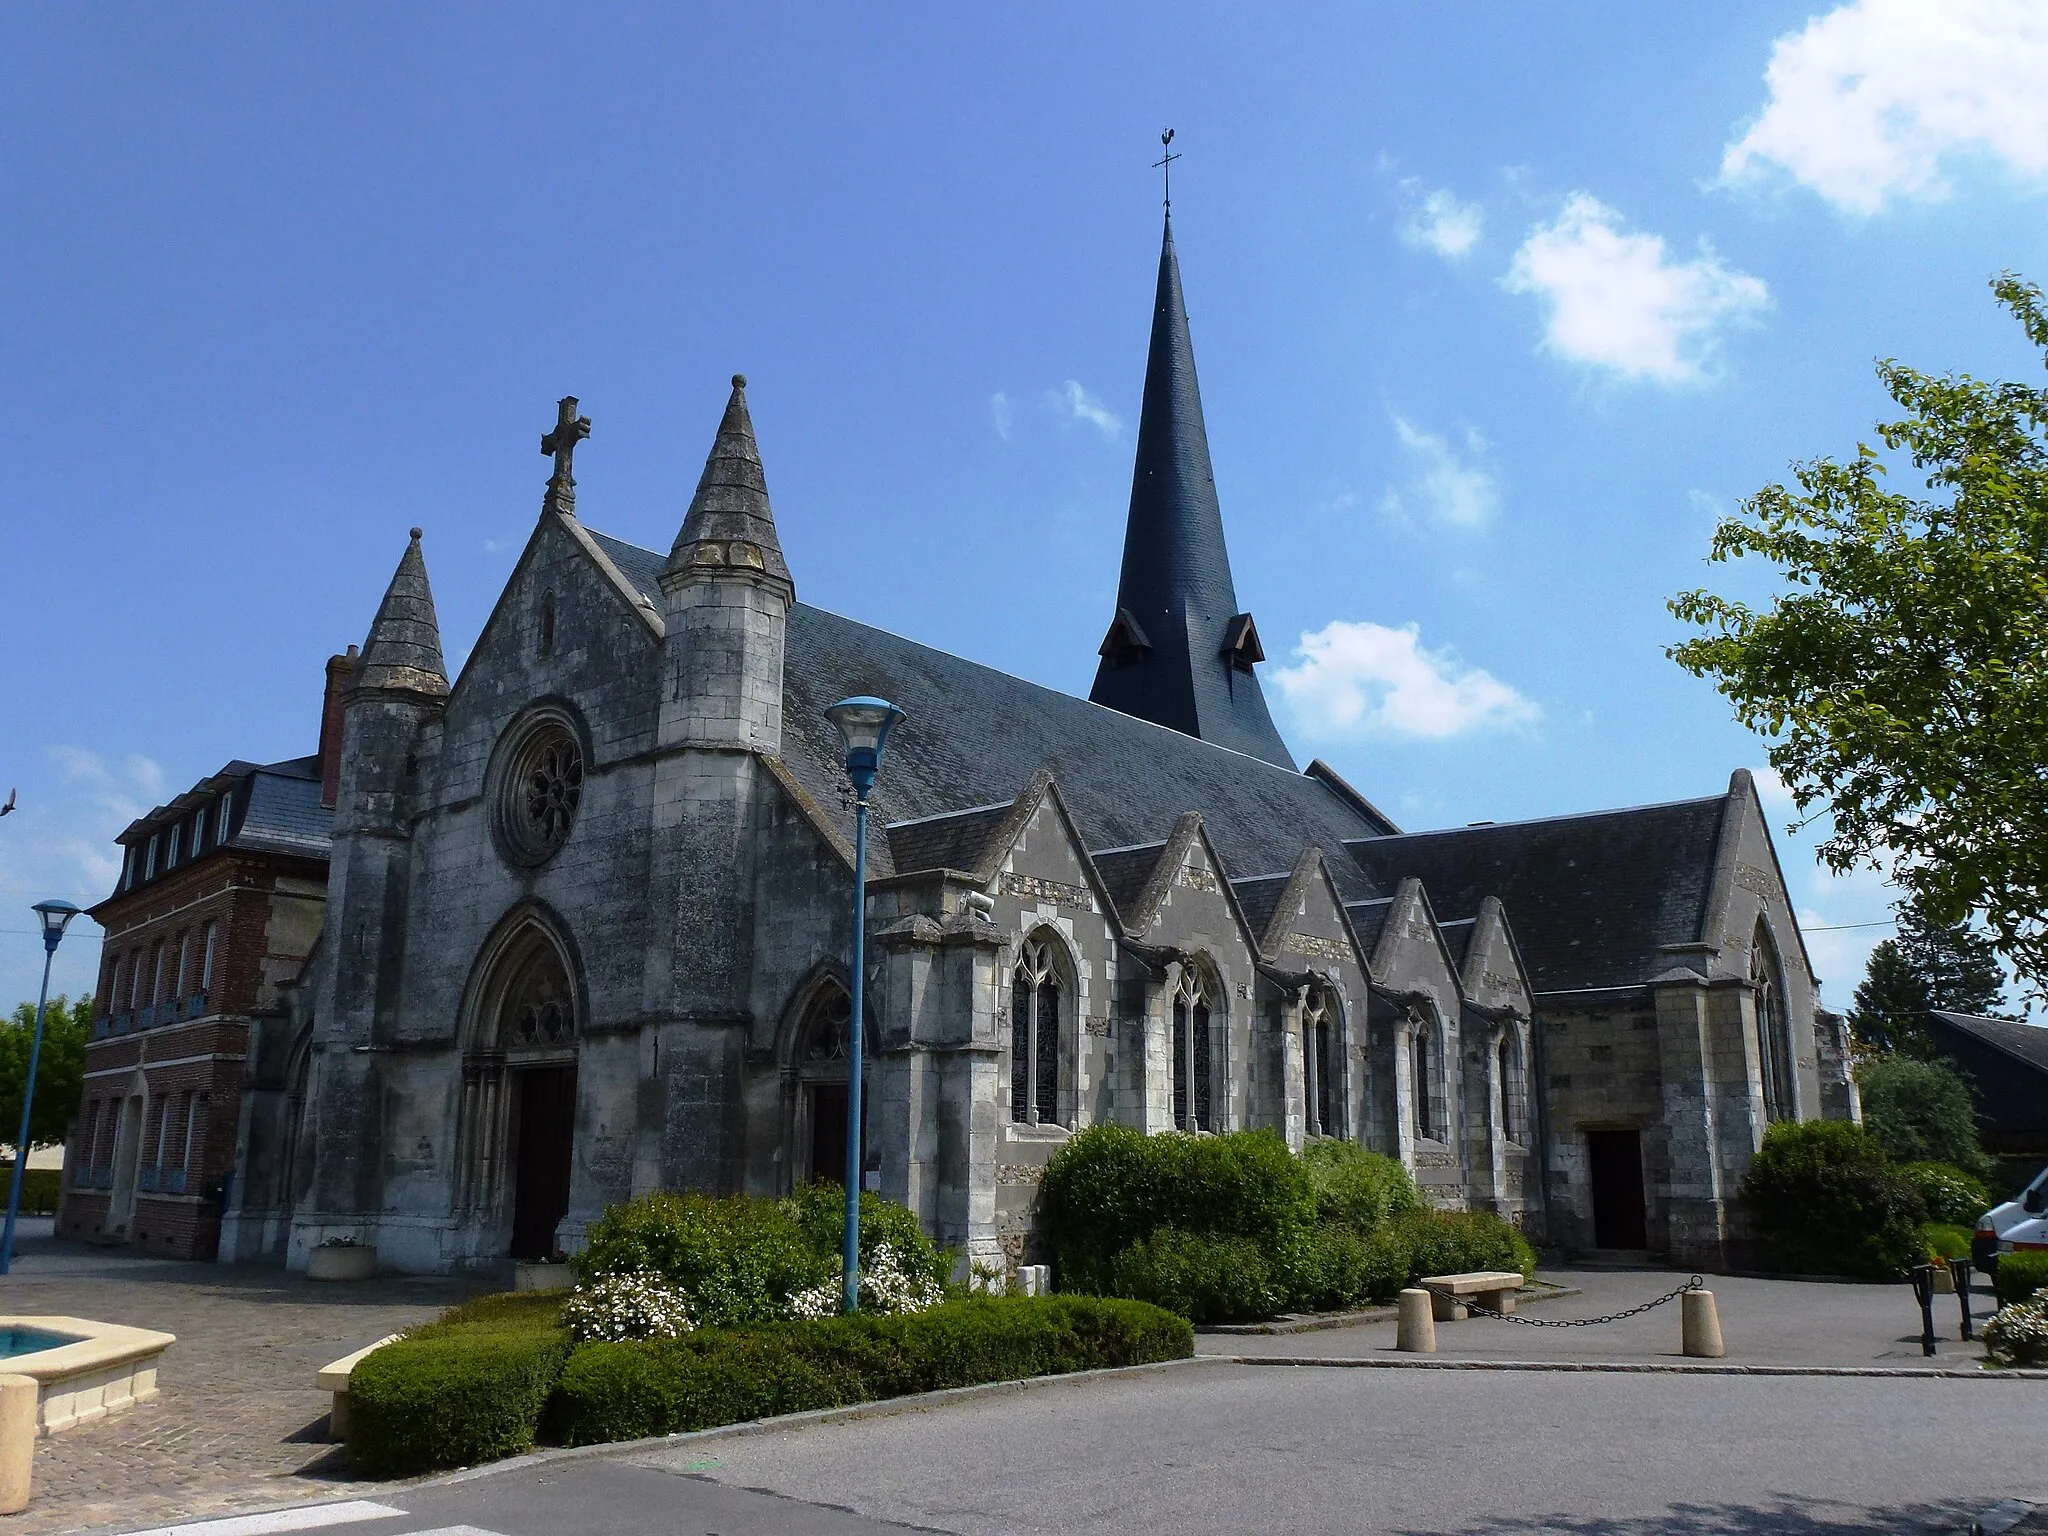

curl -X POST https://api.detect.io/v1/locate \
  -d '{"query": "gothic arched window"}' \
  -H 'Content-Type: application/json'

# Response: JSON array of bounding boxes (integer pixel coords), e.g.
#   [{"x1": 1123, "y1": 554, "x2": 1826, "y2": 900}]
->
[
  {"x1": 1412, "y1": 1018, "x2": 1438, "y2": 1141},
  {"x1": 539, "y1": 590, "x2": 556, "y2": 657},
  {"x1": 1172, "y1": 964, "x2": 1216, "y2": 1132},
  {"x1": 1753, "y1": 922, "x2": 1795, "y2": 1123},
  {"x1": 1011, "y1": 936, "x2": 1063, "y2": 1125},
  {"x1": 1304, "y1": 986, "x2": 1339, "y2": 1138}
]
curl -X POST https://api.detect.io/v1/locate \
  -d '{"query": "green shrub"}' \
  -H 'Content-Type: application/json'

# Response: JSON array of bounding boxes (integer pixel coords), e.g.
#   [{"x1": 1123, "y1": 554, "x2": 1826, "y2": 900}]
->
[
  {"x1": 577, "y1": 1192, "x2": 829, "y2": 1327},
  {"x1": 1855, "y1": 1058, "x2": 1995, "y2": 1180},
  {"x1": 1741, "y1": 1120, "x2": 1925, "y2": 1279},
  {"x1": 0, "y1": 1166, "x2": 59, "y2": 1215},
  {"x1": 1994, "y1": 1250, "x2": 2048, "y2": 1307},
  {"x1": 347, "y1": 1294, "x2": 569, "y2": 1477},
  {"x1": 1897, "y1": 1162, "x2": 1992, "y2": 1225},
  {"x1": 1038, "y1": 1126, "x2": 1315, "y2": 1294},
  {"x1": 1104, "y1": 1229, "x2": 1286, "y2": 1323},
  {"x1": 550, "y1": 1295, "x2": 1192, "y2": 1446},
  {"x1": 783, "y1": 1182, "x2": 949, "y2": 1295},
  {"x1": 1921, "y1": 1223, "x2": 1973, "y2": 1261},
  {"x1": 1301, "y1": 1141, "x2": 1420, "y2": 1233},
  {"x1": 1391, "y1": 1208, "x2": 1537, "y2": 1285}
]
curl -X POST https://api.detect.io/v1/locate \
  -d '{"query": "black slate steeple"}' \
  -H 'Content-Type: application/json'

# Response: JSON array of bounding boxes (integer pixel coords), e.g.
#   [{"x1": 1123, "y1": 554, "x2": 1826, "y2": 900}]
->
[{"x1": 1088, "y1": 215, "x2": 1295, "y2": 769}]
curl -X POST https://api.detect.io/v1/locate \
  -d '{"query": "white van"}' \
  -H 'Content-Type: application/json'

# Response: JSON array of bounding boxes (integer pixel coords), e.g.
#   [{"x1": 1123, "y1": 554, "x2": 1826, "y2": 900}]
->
[{"x1": 1974, "y1": 1164, "x2": 2048, "y2": 1267}]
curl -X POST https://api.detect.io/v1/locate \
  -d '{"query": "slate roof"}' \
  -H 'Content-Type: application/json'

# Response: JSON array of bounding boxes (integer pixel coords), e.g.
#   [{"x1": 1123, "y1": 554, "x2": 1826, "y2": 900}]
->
[
  {"x1": 1344, "y1": 898, "x2": 1393, "y2": 958},
  {"x1": 1932, "y1": 1011, "x2": 2048, "y2": 1075},
  {"x1": 1085, "y1": 215, "x2": 1295, "y2": 770},
  {"x1": 356, "y1": 530, "x2": 449, "y2": 696},
  {"x1": 233, "y1": 756, "x2": 332, "y2": 859},
  {"x1": 886, "y1": 802, "x2": 1014, "y2": 877},
  {"x1": 1231, "y1": 874, "x2": 1293, "y2": 943},
  {"x1": 588, "y1": 529, "x2": 1388, "y2": 890},
  {"x1": 1438, "y1": 917, "x2": 1477, "y2": 969},
  {"x1": 1090, "y1": 844, "x2": 1167, "y2": 921},
  {"x1": 1342, "y1": 797, "x2": 1731, "y2": 995}
]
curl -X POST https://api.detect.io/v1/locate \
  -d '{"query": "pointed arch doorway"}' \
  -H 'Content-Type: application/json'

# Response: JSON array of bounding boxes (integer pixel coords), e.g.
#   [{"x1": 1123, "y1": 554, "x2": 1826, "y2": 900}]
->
[
  {"x1": 457, "y1": 915, "x2": 582, "y2": 1260},
  {"x1": 788, "y1": 980, "x2": 866, "y2": 1190}
]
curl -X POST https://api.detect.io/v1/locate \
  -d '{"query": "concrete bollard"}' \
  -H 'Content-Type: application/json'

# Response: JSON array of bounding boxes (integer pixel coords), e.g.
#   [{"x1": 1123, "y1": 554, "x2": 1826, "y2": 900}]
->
[
  {"x1": 1396, "y1": 1288, "x2": 1437, "y2": 1353},
  {"x1": 0, "y1": 1373, "x2": 36, "y2": 1515},
  {"x1": 1681, "y1": 1287, "x2": 1724, "y2": 1359}
]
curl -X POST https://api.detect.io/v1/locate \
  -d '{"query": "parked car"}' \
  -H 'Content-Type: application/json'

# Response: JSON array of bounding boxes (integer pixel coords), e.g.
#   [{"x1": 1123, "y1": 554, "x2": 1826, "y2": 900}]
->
[{"x1": 1974, "y1": 1164, "x2": 2048, "y2": 1269}]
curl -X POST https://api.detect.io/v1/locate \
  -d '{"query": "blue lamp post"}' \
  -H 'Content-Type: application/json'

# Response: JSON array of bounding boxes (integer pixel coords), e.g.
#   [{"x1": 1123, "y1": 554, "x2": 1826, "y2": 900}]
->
[
  {"x1": 823, "y1": 695, "x2": 905, "y2": 1314},
  {"x1": 2, "y1": 898, "x2": 83, "y2": 1275}
]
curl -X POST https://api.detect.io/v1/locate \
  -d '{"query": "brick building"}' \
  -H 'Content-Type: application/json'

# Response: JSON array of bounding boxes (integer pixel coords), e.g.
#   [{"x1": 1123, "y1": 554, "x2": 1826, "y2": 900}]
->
[{"x1": 57, "y1": 659, "x2": 345, "y2": 1260}]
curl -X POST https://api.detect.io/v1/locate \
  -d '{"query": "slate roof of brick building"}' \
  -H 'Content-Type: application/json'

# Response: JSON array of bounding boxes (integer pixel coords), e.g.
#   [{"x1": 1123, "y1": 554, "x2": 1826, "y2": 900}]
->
[
  {"x1": 589, "y1": 529, "x2": 1389, "y2": 891},
  {"x1": 1342, "y1": 796, "x2": 1731, "y2": 996},
  {"x1": 1931, "y1": 1011, "x2": 2048, "y2": 1075},
  {"x1": 233, "y1": 756, "x2": 332, "y2": 859}
]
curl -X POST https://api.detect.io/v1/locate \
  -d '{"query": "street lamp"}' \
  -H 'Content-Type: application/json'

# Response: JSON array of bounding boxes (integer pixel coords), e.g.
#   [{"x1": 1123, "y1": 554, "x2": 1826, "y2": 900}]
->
[
  {"x1": 823, "y1": 695, "x2": 905, "y2": 1314},
  {"x1": 1, "y1": 898, "x2": 83, "y2": 1275}
]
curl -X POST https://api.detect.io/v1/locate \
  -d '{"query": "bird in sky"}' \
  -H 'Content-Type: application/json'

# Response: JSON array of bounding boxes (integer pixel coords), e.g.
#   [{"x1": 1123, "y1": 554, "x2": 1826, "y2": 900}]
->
[{"x1": 0, "y1": 788, "x2": 14, "y2": 818}]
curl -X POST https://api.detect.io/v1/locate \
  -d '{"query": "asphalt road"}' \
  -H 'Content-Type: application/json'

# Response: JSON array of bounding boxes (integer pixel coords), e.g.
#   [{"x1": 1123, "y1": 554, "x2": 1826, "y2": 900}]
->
[{"x1": 113, "y1": 1358, "x2": 2047, "y2": 1536}]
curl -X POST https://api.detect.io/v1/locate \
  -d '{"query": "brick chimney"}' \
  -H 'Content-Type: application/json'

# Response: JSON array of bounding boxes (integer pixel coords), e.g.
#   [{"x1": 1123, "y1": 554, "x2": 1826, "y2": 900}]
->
[{"x1": 319, "y1": 645, "x2": 358, "y2": 809}]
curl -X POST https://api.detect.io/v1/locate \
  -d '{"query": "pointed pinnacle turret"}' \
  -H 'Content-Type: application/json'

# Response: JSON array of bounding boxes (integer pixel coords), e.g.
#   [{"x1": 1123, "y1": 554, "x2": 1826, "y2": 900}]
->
[
  {"x1": 663, "y1": 374, "x2": 792, "y2": 595},
  {"x1": 1088, "y1": 214, "x2": 1294, "y2": 769},
  {"x1": 354, "y1": 528, "x2": 450, "y2": 697}
]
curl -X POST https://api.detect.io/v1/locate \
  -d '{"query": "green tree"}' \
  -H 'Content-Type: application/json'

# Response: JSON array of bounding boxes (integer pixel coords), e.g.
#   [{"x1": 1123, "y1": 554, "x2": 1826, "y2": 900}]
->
[
  {"x1": 1854, "y1": 1055, "x2": 1994, "y2": 1180},
  {"x1": 1848, "y1": 938, "x2": 1930, "y2": 1055},
  {"x1": 0, "y1": 994, "x2": 92, "y2": 1152},
  {"x1": 1670, "y1": 274, "x2": 2048, "y2": 997},
  {"x1": 1894, "y1": 898, "x2": 2008, "y2": 1017}
]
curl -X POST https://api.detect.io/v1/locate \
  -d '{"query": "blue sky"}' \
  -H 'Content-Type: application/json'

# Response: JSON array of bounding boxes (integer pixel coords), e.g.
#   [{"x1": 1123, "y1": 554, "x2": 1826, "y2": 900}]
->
[{"x1": 4, "y1": 2, "x2": 2046, "y2": 1013}]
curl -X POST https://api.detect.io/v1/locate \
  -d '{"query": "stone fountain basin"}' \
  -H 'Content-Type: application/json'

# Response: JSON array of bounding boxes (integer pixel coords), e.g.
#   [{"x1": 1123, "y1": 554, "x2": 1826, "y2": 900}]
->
[{"x1": 0, "y1": 1316, "x2": 176, "y2": 1434}]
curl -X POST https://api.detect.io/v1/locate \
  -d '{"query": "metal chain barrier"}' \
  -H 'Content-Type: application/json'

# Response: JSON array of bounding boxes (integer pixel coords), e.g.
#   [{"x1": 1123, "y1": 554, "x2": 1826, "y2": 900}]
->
[{"x1": 1423, "y1": 1275, "x2": 1704, "y2": 1327}]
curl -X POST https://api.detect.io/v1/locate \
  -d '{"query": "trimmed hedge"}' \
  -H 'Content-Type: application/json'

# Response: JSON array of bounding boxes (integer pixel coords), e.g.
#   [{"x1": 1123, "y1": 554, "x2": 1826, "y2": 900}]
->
[
  {"x1": 550, "y1": 1294, "x2": 1192, "y2": 1446},
  {"x1": 1039, "y1": 1126, "x2": 1315, "y2": 1295},
  {"x1": 347, "y1": 1291, "x2": 568, "y2": 1477},
  {"x1": 1301, "y1": 1141, "x2": 1420, "y2": 1232},
  {"x1": 1994, "y1": 1250, "x2": 2048, "y2": 1308},
  {"x1": 1921, "y1": 1222, "x2": 1973, "y2": 1262},
  {"x1": 0, "y1": 1166, "x2": 59, "y2": 1215},
  {"x1": 1742, "y1": 1120, "x2": 1925, "y2": 1280}
]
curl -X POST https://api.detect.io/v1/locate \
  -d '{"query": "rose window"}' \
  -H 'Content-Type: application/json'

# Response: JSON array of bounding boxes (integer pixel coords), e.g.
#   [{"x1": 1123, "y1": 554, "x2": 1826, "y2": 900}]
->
[{"x1": 495, "y1": 718, "x2": 584, "y2": 867}]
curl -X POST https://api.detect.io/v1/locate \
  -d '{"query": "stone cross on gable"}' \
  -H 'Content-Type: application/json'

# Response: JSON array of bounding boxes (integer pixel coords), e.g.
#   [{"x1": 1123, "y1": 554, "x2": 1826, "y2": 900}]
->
[{"x1": 542, "y1": 396, "x2": 592, "y2": 491}]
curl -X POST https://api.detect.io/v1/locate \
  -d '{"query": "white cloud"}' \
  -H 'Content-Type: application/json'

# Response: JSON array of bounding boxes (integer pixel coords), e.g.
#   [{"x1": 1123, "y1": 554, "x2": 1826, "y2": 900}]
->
[
  {"x1": 1721, "y1": 0, "x2": 2048, "y2": 214},
  {"x1": 1750, "y1": 764, "x2": 1796, "y2": 812},
  {"x1": 1503, "y1": 194, "x2": 1770, "y2": 384},
  {"x1": 1272, "y1": 620, "x2": 1540, "y2": 740},
  {"x1": 1047, "y1": 380, "x2": 1121, "y2": 440},
  {"x1": 989, "y1": 392, "x2": 1013, "y2": 441},
  {"x1": 1382, "y1": 416, "x2": 1499, "y2": 528},
  {"x1": 1400, "y1": 187, "x2": 1484, "y2": 259}
]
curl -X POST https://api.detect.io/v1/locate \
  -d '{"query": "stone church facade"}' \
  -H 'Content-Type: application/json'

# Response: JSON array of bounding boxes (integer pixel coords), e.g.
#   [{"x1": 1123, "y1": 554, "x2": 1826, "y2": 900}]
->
[{"x1": 211, "y1": 215, "x2": 1854, "y2": 1277}]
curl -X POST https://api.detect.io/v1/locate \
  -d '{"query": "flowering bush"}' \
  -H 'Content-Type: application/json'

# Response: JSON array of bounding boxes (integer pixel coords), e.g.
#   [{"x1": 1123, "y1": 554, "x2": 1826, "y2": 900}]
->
[
  {"x1": 562, "y1": 1272, "x2": 694, "y2": 1344},
  {"x1": 1897, "y1": 1162, "x2": 1991, "y2": 1226},
  {"x1": 784, "y1": 1243, "x2": 945, "y2": 1320},
  {"x1": 1982, "y1": 1296, "x2": 2048, "y2": 1368}
]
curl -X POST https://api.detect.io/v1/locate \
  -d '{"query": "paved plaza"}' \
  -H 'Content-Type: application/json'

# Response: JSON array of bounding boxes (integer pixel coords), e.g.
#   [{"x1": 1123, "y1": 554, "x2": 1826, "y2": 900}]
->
[
  {"x1": 4, "y1": 1231, "x2": 2039, "y2": 1536},
  {"x1": 3, "y1": 1220, "x2": 484, "y2": 1536}
]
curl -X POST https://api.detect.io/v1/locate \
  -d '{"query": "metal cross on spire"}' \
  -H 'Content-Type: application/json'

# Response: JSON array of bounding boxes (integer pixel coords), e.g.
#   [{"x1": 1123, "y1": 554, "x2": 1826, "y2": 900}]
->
[
  {"x1": 542, "y1": 396, "x2": 592, "y2": 496},
  {"x1": 1154, "y1": 128, "x2": 1180, "y2": 213}
]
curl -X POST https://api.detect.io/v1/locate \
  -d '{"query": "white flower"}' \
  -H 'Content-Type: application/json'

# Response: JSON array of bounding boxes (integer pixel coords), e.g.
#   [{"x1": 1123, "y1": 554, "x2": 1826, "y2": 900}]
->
[
  {"x1": 781, "y1": 1244, "x2": 943, "y2": 1321},
  {"x1": 562, "y1": 1272, "x2": 695, "y2": 1343},
  {"x1": 1983, "y1": 1296, "x2": 2048, "y2": 1368}
]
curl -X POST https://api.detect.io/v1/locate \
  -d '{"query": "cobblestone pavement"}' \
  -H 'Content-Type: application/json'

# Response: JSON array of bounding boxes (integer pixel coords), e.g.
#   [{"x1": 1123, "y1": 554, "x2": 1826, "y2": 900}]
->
[
  {"x1": 1204, "y1": 1266, "x2": 1996, "y2": 1368},
  {"x1": 3, "y1": 1220, "x2": 487, "y2": 1535}
]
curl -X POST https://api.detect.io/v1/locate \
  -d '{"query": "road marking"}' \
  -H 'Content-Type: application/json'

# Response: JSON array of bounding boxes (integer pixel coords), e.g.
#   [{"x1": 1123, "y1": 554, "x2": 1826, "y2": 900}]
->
[
  {"x1": 405, "y1": 1528, "x2": 510, "y2": 1536},
  {"x1": 119, "y1": 1503, "x2": 407, "y2": 1536}
]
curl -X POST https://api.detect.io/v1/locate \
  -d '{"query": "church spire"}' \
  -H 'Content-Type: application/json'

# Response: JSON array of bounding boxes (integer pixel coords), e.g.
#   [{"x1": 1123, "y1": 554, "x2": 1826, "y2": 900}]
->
[
  {"x1": 354, "y1": 528, "x2": 449, "y2": 698},
  {"x1": 664, "y1": 373, "x2": 792, "y2": 595},
  {"x1": 1087, "y1": 213, "x2": 1295, "y2": 769}
]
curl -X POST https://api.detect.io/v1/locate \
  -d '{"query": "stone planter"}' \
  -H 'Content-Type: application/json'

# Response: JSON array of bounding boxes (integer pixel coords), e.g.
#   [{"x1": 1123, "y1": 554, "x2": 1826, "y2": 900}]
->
[
  {"x1": 307, "y1": 1245, "x2": 378, "y2": 1282},
  {"x1": 513, "y1": 1262, "x2": 573, "y2": 1292},
  {"x1": 1931, "y1": 1264, "x2": 1956, "y2": 1295}
]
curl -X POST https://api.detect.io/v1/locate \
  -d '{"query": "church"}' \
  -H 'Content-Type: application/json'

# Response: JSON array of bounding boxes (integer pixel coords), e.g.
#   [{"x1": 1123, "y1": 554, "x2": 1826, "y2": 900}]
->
[{"x1": 183, "y1": 213, "x2": 1855, "y2": 1277}]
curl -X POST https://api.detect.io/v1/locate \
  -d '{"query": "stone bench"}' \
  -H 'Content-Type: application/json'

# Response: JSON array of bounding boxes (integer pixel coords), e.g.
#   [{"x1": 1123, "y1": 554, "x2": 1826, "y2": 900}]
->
[
  {"x1": 316, "y1": 1334, "x2": 401, "y2": 1441},
  {"x1": 1417, "y1": 1270, "x2": 1523, "y2": 1321}
]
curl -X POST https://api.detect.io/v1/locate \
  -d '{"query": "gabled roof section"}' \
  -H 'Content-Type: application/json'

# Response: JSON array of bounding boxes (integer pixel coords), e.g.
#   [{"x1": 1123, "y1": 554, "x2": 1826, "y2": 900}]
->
[
  {"x1": 1342, "y1": 793, "x2": 1731, "y2": 995},
  {"x1": 1092, "y1": 842, "x2": 1167, "y2": 920},
  {"x1": 1085, "y1": 215, "x2": 1295, "y2": 770},
  {"x1": 887, "y1": 801, "x2": 1018, "y2": 878},
  {"x1": 1344, "y1": 897, "x2": 1393, "y2": 958},
  {"x1": 1931, "y1": 1010, "x2": 2048, "y2": 1075},
  {"x1": 1231, "y1": 873, "x2": 1294, "y2": 949},
  {"x1": 354, "y1": 529, "x2": 449, "y2": 698}
]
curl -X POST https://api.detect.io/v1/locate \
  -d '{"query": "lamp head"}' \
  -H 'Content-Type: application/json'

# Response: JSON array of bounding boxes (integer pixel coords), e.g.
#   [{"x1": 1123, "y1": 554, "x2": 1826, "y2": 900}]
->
[
  {"x1": 823, "y1": 696, "x2": 905, "y2": 799},
  {"x1": 32, "y1": 898, "x2": 82, "y2": 955}
]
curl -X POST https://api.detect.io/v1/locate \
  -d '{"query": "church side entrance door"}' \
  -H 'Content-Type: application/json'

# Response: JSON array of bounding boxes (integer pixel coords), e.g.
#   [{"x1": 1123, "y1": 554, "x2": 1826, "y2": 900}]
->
[
  {"x1": 511, "y1": 1065, "x2": 577, "y2": 1261},
  {"x1": 808, "y1": 1083, "x2": 847, "y2": 1187},
  {"x1": 1587, "y1": 1128, "x2": 1647, "y2": 1249}
]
